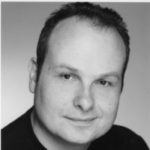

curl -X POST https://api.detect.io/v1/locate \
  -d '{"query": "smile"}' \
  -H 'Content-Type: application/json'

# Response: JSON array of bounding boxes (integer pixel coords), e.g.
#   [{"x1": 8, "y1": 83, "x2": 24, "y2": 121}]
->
[{"x1": 65, "y1": 116, "x2": 97, "y2": 126}]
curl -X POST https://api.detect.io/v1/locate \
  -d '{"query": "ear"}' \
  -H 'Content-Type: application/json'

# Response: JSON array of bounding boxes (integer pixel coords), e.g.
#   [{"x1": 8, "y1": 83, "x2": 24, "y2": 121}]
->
[{"x1": 29, "y1": 57, "x2": 37, "y2": 93}]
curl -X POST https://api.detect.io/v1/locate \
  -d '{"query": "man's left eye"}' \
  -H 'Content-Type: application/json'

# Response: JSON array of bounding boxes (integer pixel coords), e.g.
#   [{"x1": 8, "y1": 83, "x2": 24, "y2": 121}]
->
[{"x1": 98, "y1": 80, "x2": 112, "y2": 87}]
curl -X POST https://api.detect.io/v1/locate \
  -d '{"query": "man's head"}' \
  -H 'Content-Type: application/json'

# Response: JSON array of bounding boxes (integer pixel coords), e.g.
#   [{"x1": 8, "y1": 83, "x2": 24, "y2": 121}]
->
[
  {"x1": 29, "y1": 2, "x2": 130, "y2": 148},
  {"x1": 36, "y1": 2, "x2": 130, "y2": 88}
]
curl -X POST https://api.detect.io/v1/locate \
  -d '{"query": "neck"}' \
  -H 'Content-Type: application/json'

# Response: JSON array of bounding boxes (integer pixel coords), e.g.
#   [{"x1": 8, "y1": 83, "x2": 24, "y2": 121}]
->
[{"x1": 30, "y1": 110, "x2": 90, "y2": 150}]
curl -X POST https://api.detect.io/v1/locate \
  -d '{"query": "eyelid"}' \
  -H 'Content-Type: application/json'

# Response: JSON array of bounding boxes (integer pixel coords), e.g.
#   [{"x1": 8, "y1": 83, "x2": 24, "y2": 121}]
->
[
  {"x1": 96, "y1": 76, "x2": 120, "y2": 87},
  {"x1": 97, "y1": 79, "x2": 112, "y2": 86},
  {"x1": 59, "y1": 72, "x2": 79, "y2": 80}
]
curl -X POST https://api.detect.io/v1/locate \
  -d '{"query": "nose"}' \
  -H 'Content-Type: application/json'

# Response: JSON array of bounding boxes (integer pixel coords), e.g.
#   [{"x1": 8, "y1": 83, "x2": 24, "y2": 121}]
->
[{"x1": 73, "y1": 86, "x2": 94, "y2": 112}]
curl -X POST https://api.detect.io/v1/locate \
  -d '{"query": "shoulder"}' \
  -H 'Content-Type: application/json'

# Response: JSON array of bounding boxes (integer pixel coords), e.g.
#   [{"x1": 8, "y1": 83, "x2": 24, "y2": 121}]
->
[
  {"x1": 2, "y1": 108, "x2": 32, "y2": 137},
  {"x1": 89, "y1": 125, "x2": 149, "y2": 150},
  {"x1": 2, "y1": 108, "x2": 34, "y2": 149},
  {"x1": 110, "y1": 125, "x2": 145, "y2": 140}
]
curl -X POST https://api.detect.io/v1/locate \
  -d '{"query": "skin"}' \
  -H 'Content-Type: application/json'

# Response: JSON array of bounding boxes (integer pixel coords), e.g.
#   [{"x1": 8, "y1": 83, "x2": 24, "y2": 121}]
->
[{"x1": 29, "y1": 17, "x2": 126, "y2": 150}]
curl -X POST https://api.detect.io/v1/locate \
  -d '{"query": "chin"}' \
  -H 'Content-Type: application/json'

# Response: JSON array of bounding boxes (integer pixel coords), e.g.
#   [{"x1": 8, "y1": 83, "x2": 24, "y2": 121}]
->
[
  {"x1": 64, "y1": 126, "x2": 112, "y2": 145},
  {"x1": 58, "y1": 129, "x2": 97, "y2": 145},
  {"x1": 65, "y1": 135, "x2": 93, "y2": 145}
]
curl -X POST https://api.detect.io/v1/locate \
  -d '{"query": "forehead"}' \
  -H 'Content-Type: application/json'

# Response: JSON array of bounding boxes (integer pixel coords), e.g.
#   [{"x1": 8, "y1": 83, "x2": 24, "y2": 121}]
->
[
  {"x1": 45, "y1": 17, "x2": 126, "y2": 76},
  {"x1": 48, "y1": 16, "x2": 125, "y2": 53}
]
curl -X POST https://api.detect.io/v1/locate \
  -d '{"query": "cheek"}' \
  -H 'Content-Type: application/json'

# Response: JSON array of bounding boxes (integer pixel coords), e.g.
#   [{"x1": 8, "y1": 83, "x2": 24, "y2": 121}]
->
[
  {"x1": 95, "y1": 90, "x2": 120, "y2": 118},
  {"x1": 105, "y1": 99, "x2": 119, "y2": 120},
  {"x1": 91, "y1": 93, "x2": 120, "y2": 140},
  {"x1": 37, "y1": 78, "x2": 77, "y2": 114},
  {"x1": 95, "y1": 94, "x2": 120, "y2": 135}
]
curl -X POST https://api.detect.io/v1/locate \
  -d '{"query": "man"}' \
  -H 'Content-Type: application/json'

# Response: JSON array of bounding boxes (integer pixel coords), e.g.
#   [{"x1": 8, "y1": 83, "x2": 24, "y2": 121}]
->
[{"x1": 2, "y1": 2, "x2": 149, "y2": 150}]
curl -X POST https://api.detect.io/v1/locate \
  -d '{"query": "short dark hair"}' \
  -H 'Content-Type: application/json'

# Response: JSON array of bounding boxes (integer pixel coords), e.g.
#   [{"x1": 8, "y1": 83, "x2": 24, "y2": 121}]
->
[{"x1": 36, "y1": 2, "x2": 130, "y2": 90}]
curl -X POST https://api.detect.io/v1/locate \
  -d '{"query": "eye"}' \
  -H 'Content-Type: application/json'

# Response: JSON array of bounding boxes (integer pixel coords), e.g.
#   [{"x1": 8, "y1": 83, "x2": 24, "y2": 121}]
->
[
  {"x1": 59, "y1": 73, "x2": 74, "y2": 80},
  {"x1": 98, "y1": 79, "x2": 112, "y2": 87}
]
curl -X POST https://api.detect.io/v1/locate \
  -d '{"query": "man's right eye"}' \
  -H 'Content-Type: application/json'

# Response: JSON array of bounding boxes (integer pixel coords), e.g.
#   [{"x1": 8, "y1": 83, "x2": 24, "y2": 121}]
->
[{"x1": 59, "y1": 73, "x2": 73, "y2": 80}]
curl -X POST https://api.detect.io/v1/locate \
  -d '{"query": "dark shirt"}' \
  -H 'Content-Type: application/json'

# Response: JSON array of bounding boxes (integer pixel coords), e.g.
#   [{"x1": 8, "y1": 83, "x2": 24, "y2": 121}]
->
[{"x1": 2, "y1": 108, "x2": 149, "y2": 150}]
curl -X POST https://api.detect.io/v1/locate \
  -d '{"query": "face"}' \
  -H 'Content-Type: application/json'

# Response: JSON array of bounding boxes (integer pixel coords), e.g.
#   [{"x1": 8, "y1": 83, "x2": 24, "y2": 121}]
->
[{"x1": 30, "y1": 18, "x2": 126, "y2": 145}]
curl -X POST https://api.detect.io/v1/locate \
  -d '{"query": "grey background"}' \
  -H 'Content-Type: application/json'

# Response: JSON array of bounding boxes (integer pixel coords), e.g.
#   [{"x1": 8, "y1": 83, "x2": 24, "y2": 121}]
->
[{"x1": 2, "y1": 2, "x2": 150, "y2": 147}]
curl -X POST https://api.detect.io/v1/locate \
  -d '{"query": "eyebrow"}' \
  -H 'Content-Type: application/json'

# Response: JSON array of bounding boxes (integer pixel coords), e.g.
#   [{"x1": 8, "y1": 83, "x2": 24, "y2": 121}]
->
[
  {"x1": 53, "y1": 64, "x2": 121, "y2": 80},
  {"x1": 53, "y1": 64, "x2": 79, "y2": 73},
  {"x1": 99, "y1": 73, "x2": 121, "y2": 81}
]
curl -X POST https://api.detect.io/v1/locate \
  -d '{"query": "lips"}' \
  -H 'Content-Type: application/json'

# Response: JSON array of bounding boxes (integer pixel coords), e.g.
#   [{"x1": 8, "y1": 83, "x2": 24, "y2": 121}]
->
[
  {"x1": 66, "y1": 117, "x2": 96, "y2": 121},
  {"x1": 64, "y1": 116, "x2": 97, "y2": 126}
]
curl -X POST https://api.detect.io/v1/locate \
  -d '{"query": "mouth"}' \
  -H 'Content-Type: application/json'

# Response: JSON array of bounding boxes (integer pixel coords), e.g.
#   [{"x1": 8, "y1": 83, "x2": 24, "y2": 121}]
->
[{"x1": 64, "y1": 116, "x2": 97, "y2": 127}]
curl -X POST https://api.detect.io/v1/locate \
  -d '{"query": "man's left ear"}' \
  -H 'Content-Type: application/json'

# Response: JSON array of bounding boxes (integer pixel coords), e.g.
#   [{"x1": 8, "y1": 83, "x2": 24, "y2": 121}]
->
[{"x1": 29, "y1": 57, "x2": 37, "y2": 93}]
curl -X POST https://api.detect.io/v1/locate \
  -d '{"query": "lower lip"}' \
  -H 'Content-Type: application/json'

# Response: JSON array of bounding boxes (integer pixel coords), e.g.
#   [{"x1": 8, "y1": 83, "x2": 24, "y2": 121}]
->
[{"x1": 65, "y1": 117, "x2": 96, "y2": 127}]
